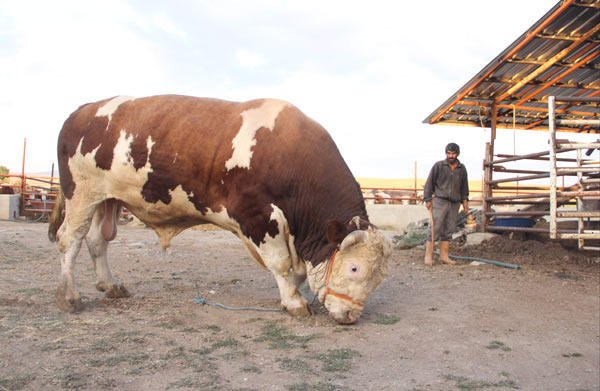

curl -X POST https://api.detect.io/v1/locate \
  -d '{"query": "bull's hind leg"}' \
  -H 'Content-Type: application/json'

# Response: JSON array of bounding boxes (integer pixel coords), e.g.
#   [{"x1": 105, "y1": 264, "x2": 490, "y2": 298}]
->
[
  {"x1": 56, "y1": 198, "x2": 98, "y2": 312},
  {"x1": 56, "y1": 234, "x2": 85, "y2": 312},
  {"x1": 86, "y1": 200, "x2": 130, "y2": 299}
]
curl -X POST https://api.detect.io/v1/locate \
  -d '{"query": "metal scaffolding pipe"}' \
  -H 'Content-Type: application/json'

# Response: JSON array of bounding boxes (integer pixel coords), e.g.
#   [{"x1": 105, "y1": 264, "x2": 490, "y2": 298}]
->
[
  {"x1": 490, "y1": 148, "x2": 577, "y2": 165},
  {"x1": 496, "y1": 154, "x2": 584, "y2": 163},
  {"x1": 486, "y1": 193, "x2": 566, "y2": 201},
  {"x1": 556, "y1": 190, "x2": 600, "y2": 198},
  {"x1": 549, "y1": 96, "x2": 558, "y2": 239},
  {"x1": 557, "y1": 211, "x2": 600, "y2": 218},
  {"x1": 556, "y1": 120, "x2": 600, "y2": 126},
  {"x1": 492, "y1": 167, "x2": 548, "y2": 175},
  {"x1": 485, "y1": 211, "x2": 548, "y2": 216},
  {"x1": 489, "y1": 173, "x2": 550, "y2": 184},
  {"x1": 554, "y1": 96, "x2": 600, "y2": 103},
  {"x1": 557, "y1": 167, "x2": 600, "y2": 174},
  {"x1": 485, "y1": 225, "x2": 576, "y2": 234},
  {"x1": 557, "y1": 233, "x2": 600, "y2": 239},
  {"x1": 490, "y1": 150, "x2": 549, "y2": 164},
  {"x1": 494, "y1": 186, "x2": 548, "y2": 194}
]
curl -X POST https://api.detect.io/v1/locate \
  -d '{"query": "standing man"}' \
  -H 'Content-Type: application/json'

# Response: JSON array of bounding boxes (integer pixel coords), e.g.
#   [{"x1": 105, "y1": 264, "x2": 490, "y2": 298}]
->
[{"x1": 423, "y1": 143, "x2": 469, "y2": 266}]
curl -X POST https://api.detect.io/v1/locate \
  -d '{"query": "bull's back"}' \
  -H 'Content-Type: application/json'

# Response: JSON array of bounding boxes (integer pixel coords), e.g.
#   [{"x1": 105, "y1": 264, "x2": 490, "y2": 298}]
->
[{"x1": 58, "y1": 95, "x2": 348, "y2": 224}]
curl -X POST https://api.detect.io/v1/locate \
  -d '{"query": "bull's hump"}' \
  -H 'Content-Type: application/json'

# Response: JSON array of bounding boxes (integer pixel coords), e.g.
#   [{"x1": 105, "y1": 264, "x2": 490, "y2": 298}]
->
[
  {"x1": 225, "y1": 99, "x2": 290, "y2": 171},
  {"x1": 95, "y1": 96, "x2": 135, "y2": 124}
]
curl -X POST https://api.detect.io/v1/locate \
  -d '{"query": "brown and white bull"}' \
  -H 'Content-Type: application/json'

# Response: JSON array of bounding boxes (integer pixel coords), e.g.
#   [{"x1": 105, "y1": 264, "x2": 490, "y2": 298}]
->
[{"x1": 48, "y1": 95, "x2": 390, "y2": 324}]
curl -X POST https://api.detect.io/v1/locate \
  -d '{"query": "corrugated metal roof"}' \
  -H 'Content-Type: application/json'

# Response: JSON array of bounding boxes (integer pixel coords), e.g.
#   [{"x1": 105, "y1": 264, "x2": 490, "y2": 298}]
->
[{"x1": 424, "y1": 0, "x2": 599, "y2": 133}]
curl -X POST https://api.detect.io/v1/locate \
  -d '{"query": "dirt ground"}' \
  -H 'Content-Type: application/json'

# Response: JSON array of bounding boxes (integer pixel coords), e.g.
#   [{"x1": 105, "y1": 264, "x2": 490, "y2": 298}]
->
[{"x1": 0, "y1": 220, "x2": 598, "y2": 391}]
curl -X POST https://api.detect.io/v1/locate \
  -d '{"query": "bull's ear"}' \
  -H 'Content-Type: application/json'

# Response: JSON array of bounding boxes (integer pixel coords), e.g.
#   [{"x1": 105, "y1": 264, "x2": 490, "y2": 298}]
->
[{"x1": 326, "y1": 220, "x2": 346, "y2": 244}]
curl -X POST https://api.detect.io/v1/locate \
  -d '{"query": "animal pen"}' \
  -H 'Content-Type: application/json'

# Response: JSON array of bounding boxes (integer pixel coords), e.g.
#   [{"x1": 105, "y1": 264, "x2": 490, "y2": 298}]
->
[
  {"x1": 424, "y1": 0, "x2": 599, "y2": 251},
  {"x1": 481, "y1": 96, "x2": 599, "y2": 251}
]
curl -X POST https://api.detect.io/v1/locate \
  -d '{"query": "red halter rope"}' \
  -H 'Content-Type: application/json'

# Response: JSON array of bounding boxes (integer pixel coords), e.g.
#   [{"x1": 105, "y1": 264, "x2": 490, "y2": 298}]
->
[{"x1": 322, "y1": 249, "x2": 364, "y2": 307}]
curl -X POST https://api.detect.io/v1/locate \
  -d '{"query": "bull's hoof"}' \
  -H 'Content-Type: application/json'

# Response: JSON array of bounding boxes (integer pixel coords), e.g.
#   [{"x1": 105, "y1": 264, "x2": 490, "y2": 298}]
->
[
  {"x1": 286, "y1": 305, "x2": 312, "y2": 317},
  {"x1": 99, "y1": 283, "x2": 131, "y2": 298},
  {"x1": 55, "y1": 287, "x2": 83, "y2": 313}
]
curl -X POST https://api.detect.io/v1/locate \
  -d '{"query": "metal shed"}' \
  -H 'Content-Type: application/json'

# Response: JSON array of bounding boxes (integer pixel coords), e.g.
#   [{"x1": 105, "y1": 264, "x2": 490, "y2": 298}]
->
[{"x1": 424, "y1": 0, "x2": 599, "y2": 250}]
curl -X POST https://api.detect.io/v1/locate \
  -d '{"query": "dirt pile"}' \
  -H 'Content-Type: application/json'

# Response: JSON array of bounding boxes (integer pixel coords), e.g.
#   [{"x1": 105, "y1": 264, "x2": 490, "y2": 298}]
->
[{"x1": 451, "y1": 234, "x2": 598, "y2": 267}]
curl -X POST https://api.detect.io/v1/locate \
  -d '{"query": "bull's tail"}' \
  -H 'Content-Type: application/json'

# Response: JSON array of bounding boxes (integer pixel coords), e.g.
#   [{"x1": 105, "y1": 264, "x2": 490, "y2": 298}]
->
[{"x1": 48, "y1": 190, "x2": 65, "y2": 242}]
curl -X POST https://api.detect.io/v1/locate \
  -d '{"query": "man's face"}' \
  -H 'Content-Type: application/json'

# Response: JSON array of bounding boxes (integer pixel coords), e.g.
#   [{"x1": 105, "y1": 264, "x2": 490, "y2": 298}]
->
[{"x1": 446, "y1": 150, "x2": 458, "y2": 164}]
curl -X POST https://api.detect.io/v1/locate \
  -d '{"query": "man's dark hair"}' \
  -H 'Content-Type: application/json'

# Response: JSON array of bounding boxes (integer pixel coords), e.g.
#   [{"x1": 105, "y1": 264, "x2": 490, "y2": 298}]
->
[{"x1": 445, "y1": 142, "x2": 460, "y2": 154}]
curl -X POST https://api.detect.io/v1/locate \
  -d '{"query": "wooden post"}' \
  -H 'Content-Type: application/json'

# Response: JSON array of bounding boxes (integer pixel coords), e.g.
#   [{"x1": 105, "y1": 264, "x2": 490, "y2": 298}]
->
[
  {"x1": 482, "y1": 142, "x2": 493, "y2": 229},
  {"x1": 413, "y1": 161, "x2": 417, "y2": 200},
  {"x1": 490, "y1": 102, "x2": 497, "y2": 151},
  {"x1": 50, "y1": 162, "x2": 55, "y2": 189},
  {"x1": 483, "y1": 102, "x2": 498, "y2": 230}
]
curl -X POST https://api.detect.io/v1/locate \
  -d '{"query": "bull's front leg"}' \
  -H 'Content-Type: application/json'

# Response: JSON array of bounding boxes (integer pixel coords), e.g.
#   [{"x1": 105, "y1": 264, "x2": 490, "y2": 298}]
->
[{"x1": 269, "y1": 260, "x2": 310, "y2": 317}]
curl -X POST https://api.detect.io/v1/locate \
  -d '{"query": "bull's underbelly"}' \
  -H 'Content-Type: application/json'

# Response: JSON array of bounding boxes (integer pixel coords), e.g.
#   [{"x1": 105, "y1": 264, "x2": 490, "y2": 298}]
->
[{"x1": 111, "y1": 182, "x2": 239, "y2": 232}]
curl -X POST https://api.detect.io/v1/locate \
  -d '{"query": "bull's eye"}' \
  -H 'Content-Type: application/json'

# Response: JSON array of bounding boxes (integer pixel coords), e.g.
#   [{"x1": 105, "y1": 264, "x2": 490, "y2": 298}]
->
[{"x1": 346, "y1": 262, "x2": 362, "y2": 278}]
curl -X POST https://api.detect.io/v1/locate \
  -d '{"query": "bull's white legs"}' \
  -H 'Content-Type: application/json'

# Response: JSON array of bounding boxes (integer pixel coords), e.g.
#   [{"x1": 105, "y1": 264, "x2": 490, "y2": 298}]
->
[
  {"x1": 240, "y1": 223, "x2": 310, "y2": 316},
  {"x1": 85, "y1": 208, "x2": 129, "y2": 298},
  {"x1": 270, "y1": 263, "x2": 309, "y2": 316},
  {"x1": 56, "y1": 196, "x2": 127, "y2": 312},
  {"x1": 56, "y1": 236, "x2": 85, "y2": 312},
  {"x1": 57, "y1": 208, "x2": 94, "y2": 312}
]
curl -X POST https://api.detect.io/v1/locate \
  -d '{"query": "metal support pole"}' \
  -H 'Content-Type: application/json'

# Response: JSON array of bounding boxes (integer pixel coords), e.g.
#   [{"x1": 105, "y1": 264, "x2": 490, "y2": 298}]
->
[
  {"x1": 576, "y1": 148, "x2": 584, "y2": 249},
  {"x1": 548, "y1": 96, "x2": 557, "y2": 239}
]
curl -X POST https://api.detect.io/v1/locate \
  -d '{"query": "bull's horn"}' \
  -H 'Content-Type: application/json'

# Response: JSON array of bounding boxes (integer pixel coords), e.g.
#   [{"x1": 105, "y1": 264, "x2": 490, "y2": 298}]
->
[
  {"x1": 340, "y1": 230, "x2": 368, "y2": 251},
  {"x1": 367, "y1": 228, "x2": 392, "y2": 258}
]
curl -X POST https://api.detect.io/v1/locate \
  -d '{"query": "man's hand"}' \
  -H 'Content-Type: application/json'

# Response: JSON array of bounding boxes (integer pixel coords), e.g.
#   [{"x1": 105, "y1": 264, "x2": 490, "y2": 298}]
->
[
  {"x1": 462, "y1": 201, "x2": 469, "y2": 213},
  {"x1": 426, "y1": 200, "x2": 432, "y2": 210}
]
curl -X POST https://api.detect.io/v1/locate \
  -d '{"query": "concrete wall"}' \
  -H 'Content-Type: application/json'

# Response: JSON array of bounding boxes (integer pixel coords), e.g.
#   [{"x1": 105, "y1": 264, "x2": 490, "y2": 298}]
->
[
  {"x1": 366, "y1": 204, "x2": 429, "y2": 232},
  {"x1": 0, "y1": 194, "x2": 20, "y2": 220}
]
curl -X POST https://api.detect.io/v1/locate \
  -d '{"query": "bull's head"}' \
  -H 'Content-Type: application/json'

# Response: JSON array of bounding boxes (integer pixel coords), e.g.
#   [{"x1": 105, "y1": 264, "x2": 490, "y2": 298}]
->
[{"x1": 306, "y1": 222, "x2": 390, "y2": 324}]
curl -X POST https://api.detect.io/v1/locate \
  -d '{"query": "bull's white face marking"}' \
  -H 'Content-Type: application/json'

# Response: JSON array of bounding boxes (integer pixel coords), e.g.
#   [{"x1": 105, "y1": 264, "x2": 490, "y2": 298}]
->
[
  {"x1": 306, "y1": 229, "x2": 390, "y2": 324},
  {"x1": 96, "y1": 96, "x2": 135, "y2": 125},
  {"x1": 225, "y1": 99, "x2": 290, "y2": 171}
]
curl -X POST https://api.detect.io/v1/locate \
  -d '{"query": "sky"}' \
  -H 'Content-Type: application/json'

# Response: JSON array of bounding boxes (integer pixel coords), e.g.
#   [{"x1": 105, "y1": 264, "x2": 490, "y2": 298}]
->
[{"x1": 1, "y1": 0, "x2": 593, "y2": 181}]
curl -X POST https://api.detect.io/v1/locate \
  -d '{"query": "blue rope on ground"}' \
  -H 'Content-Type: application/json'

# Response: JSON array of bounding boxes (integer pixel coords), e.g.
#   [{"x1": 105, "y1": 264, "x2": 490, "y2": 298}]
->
[
  {"x1": 193, "y1": 296, "x2": 284, "y2": 312},
  {"x1": 449, "y1": 253, "x2": 521, "y2": 270},
  {"x1": 432, "y1": 250, "x2": 521, "y2": 270}
]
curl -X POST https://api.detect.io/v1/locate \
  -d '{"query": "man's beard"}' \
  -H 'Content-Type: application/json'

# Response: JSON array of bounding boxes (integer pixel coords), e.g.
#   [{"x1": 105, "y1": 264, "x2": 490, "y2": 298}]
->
[{"x1": 447, "y1": 157, "x2": 457, "y2": 164}]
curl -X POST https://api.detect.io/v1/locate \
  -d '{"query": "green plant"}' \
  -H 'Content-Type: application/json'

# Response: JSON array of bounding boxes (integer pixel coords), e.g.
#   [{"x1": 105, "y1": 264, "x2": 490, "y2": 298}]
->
[
  {"x1": 278, "y1": 357, "x2": 315, "y2": 374},
  {"x1": 373, "y1": 314, "x2": 401, "y2": 325},
  {"x1": 316, "y1": 348, "x2": 360, "y2": 372},
  {"x1": 444, "y1": 374, "x2": 519, "y2": 390},
  {"x1": 486, "y1": 340, "x2": 511, "y2": 351},
  {"x1": 0, "y1": 374, "x2": 35, "y2": 390},
  {"x1": 87, "y1": 352, "x2": 149, "y2": 367},
  {"x1": 254, "y1": 322, "x2": 319, "y2": 349}
]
